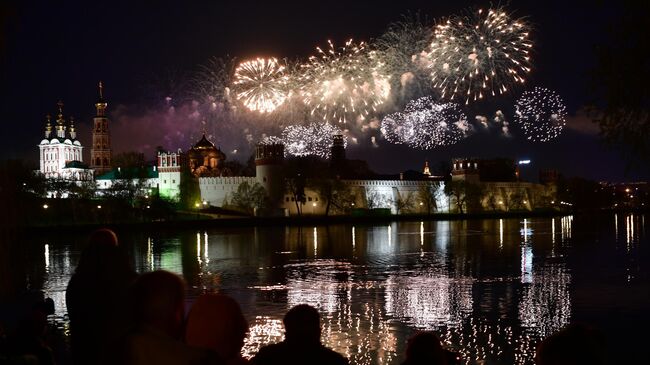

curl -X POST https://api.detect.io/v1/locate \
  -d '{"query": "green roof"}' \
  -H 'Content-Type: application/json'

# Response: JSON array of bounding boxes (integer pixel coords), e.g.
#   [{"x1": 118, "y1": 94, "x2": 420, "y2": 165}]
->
[
  {"x1": 64, "y1": 160, "x2": 89, "y2": 169},
  {"x1": 96, "y1": 166, "x2": 159, "y2": 180}
]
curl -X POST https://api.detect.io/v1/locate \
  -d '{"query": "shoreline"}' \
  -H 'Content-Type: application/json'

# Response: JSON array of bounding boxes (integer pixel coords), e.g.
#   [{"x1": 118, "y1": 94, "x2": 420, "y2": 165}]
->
[{"x1": 15, "y1": 208, "x2": 644, "y2": 235}]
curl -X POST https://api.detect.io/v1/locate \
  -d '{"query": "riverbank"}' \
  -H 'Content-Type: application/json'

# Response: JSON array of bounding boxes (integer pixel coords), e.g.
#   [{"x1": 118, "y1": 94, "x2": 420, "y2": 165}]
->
[{"x1": 14, "y1": 208, "x2": 578, "y2": 235}]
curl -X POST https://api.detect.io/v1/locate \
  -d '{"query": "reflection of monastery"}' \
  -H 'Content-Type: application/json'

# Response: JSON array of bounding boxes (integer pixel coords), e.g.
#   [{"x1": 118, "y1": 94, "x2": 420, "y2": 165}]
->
[{"x1": 37, "y1": 84, "x2": 556, "y2": 214}]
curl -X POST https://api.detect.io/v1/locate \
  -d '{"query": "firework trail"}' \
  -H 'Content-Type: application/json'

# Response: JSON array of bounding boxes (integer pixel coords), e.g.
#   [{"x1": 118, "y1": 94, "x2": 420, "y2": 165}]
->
[
  {"x1": 425, "y1": 6, "x2": 533, "y2": 104},
  {"x1": 515, "y1": 87, "x2": 567, "y2": 142}
]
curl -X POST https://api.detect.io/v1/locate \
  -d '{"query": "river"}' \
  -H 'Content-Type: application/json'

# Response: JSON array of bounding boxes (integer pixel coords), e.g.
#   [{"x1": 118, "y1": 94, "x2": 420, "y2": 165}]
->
[{"x1": 15, "y1": 214, "x2": 650, "y2": 364}]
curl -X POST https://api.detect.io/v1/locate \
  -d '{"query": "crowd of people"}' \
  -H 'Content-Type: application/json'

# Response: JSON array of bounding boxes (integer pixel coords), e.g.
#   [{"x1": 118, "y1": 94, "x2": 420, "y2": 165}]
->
[{"x1": 0, "y1": 229, "x2": 608, "y2": 365}]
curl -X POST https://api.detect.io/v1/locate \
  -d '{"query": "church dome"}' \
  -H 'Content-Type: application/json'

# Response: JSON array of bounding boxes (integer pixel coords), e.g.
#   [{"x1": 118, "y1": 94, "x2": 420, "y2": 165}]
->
[{"x1": 193, "y1": 134, "x2": 216, "y2": 150}]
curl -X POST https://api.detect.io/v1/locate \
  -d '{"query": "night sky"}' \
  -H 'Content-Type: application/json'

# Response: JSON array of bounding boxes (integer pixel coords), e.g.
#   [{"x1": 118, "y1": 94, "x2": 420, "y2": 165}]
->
[{"x1": 0, "y1": 0, "x2": 644, "y2": 181}]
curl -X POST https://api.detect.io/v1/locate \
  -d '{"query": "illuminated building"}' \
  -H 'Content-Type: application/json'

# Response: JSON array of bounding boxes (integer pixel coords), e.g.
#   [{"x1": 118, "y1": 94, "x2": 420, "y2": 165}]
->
[
  {"x1": 157, "y1": 149, "x2": 184, "y2": 201},
  {"x1": 90, "y1": 82, "x2": 112, "y2": 175},
  {"x1": 187, "y1": 133, "x2": 227, "y2": 177},
  {"x1": 38, "y1": 101, "x2": 93, "y2": 181}
]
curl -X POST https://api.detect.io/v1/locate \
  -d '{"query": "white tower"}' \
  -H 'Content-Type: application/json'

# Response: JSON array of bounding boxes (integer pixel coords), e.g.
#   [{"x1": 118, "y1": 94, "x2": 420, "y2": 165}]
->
[{"x1": 255, "y1": 143, "x2": 284, "y2": 207}]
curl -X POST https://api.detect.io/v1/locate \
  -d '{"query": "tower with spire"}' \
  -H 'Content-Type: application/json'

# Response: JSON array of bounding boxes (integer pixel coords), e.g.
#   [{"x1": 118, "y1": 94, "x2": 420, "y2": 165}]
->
[
  {"x1": 38, "y1": 101, "x2": 89, "y2": 180},
  {"x1": 423, "y1": 160, "x2": 431, "y2": 176},
  {"x1": 90, "y1": 81, "x2": 112, "y2": 175}
]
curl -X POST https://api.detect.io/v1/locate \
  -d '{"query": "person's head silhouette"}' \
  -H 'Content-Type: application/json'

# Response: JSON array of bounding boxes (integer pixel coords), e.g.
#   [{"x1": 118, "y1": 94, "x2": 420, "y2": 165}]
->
[
  {"x1": 404, "y1": 331, "x2": 447, "y2": 365},
  {"x1": 131, "y1": 271, "x2": 186, "y2": 339},
  {"x1": 283, "y1": 304, "x2": 321, "y2": 345},
  {"x1": 185, "y1": 294, "x2": 248, "y2": 360}
]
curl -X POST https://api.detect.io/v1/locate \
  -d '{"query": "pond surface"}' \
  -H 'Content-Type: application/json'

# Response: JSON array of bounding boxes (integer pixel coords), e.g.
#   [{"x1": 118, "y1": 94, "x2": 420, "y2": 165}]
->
[{"x1": 15, "y1": 214, "x2": 650, "y2": 364}]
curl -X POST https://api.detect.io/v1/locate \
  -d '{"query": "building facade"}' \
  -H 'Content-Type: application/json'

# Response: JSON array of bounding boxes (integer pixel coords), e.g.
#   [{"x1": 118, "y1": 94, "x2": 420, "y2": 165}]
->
[
  {"x1": 90, "y1": 81, "x2": 112, "y2": 175},
  {"x1": 38, "y1": 101, "x2": 93, "y2": 181}
]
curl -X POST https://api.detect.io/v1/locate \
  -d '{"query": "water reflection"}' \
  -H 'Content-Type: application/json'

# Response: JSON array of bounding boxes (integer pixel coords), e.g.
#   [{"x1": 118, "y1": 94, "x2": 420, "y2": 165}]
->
[{"x1": 30, "y1": 215, "x2": 648, "y2": 365}]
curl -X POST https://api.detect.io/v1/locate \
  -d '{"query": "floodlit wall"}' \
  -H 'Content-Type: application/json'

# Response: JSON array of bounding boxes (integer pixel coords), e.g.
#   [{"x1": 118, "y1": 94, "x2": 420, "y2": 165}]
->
[{"x1": 199, "y1": 176, "x2": 257, "y2": 206}]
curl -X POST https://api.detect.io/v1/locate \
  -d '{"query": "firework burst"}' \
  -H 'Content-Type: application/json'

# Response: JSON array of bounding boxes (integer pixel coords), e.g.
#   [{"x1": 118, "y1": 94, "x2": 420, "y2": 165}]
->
[
  {"x1": 425, "y1": 7, "x2": 533, "y2": 104},
  {"x1": 381, "y1": 96, "x2": 469, "y2": 149},
  {"x1": 298, "y1": 39, "x2": 391, "y2": 125},
  {"x1": 233, "y1": 57, "x2": 290, "y2": 113},
  {"x1": 515, "y1": 87, "x2": 567, "y2": 142},
  {"x1": 270, "y1": 121, "x2": 346, "y2": 158}
]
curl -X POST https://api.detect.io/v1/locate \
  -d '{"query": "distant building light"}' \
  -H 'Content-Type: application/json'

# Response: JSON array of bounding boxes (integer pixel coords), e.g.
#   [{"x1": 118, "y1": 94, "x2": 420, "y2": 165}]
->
[
  {"x1": 518, "y1": 160, "x2": 531, "y2": 165},
  {"x1": 97, "y1": 205, "x2": 102, "y2": 209},
  {"x1": 312, "y1": 202, "x2": 317, "y2": 207},
  {"x1": 195, "y1": 202, "x2": 200, "y2": 208},
  {"x1": 43, "y1": 204, "x2": 48, "y2": 209},
  {"x1": 146, "y1": 205, "x2": 150, "y2": 209},
  {"x1": 499, "y1": 201, "x2": 503, "y2": 204}
]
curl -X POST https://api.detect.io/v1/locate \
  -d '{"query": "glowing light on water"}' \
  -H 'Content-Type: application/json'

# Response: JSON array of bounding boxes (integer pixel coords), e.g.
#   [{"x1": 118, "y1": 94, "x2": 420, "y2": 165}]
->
[
  {"x1": 420, "y1": 221, "x2": 425, "y2": 246},
  {"x1": 499, "y1": 219, "x2": 504, "y2": 248},
  {"x1": 551, "y1": 218, "x2": 556, "y2": 245},
  {"x1": 196, "y1": 232, "x2": 202, "y2": 265},
  {"x1": 242, "y1": 316, "x2": 284, "y2": 358},
  {"x1": 521, "y1": 244, "x2": 533, "y2": 284},
  {"x1": 519, "y1": 263, "x2": 572, "y2": 338},
  {"x1": 147, "y1": 237, "x2": 154, "y2": 271},
  {"x1": 203, "y1": 231, "x2": 209, "y2": 263},
  {"x1": 42, "y1": 243, "x2": 49, "y2": 271},
  {"x1": 561, "y1": 215, "x2": 573, "y2": 241},
  {"x1": 314, "y1": 227, "x2": 318, "y2": 257}
]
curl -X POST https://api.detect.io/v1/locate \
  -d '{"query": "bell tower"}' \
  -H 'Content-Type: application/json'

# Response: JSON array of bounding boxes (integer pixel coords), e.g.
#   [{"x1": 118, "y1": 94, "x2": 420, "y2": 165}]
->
[{"x1": 90, "y1": 81, "x2": 112, "y2": 175}]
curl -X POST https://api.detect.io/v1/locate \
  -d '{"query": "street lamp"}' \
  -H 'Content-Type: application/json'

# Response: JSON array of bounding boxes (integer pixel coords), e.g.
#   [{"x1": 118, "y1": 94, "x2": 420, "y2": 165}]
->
[
  {"x1": 43, "y1": 204, "x2": 48, "y2": 209},
  {"x1": 97, "y1": 205, "x2": 102, "y2": 209}
]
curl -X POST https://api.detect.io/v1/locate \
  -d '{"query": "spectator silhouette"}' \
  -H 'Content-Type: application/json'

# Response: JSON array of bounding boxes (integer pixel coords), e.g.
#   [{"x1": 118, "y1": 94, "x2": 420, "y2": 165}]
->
[
  {"x1": 125, "y1": 270, "x2": 209, "y2": 365},
  {"x1": 402, "y1": 331, "x2": 448, "y2": 365},
  {"x1": 536, "y1": 324, "x2": 607, "y2": 365},
  {"x1": 1, "y1": 293, "x2": 55, "y2": 365},
  {"x1": 251, "y1": 304, "x2": 348, "y2": 365},
  {"x1": 186, "y1": 294, "x2": 248, "y2": 365},
  {"x1": 66, "y1": 228, "x2": 136, "y2": 365}
]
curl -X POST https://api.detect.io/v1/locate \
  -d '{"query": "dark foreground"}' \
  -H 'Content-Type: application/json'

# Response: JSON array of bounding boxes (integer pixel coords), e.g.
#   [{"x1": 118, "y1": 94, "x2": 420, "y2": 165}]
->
[{"x1": 1, "y1": 214, "x2": 648, "y2": 364}]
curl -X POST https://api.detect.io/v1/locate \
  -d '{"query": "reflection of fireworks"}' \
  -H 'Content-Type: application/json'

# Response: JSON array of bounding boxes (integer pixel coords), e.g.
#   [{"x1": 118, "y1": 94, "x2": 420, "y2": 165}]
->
[
  {"x1": 381, "y1": 97, "x2": 469, "y2": 149},
  {"x1": 233, "y1": 58, "x2": 289, "y2": 113},
  {"x1": 426, "y1": 7, "x2": 532, "y2": 104},
  {"x1": 298, "y1": 40, "x2": 391, "y2": 124},
  {"x1": 275, "y1": 122, "x2": 345, "y2": 158},
  {"x1": 515, "y1": 87, "x2": 567, "y2": 142}
]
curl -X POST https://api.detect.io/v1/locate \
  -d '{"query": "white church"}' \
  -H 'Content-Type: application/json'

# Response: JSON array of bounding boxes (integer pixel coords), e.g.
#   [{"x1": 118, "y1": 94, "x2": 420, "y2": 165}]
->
[{"x1": 38, "y1": 101, "x2": 93, "y2": 181}]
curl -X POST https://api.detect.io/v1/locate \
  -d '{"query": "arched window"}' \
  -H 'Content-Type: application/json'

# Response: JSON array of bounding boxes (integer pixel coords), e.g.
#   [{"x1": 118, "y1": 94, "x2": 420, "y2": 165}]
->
[
  {"x1": 103, "y1": 158, "x2": 109, "y2": 166},
  {"x1": 96, "y1": 157, "x2": 101, "y2": 166}
]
